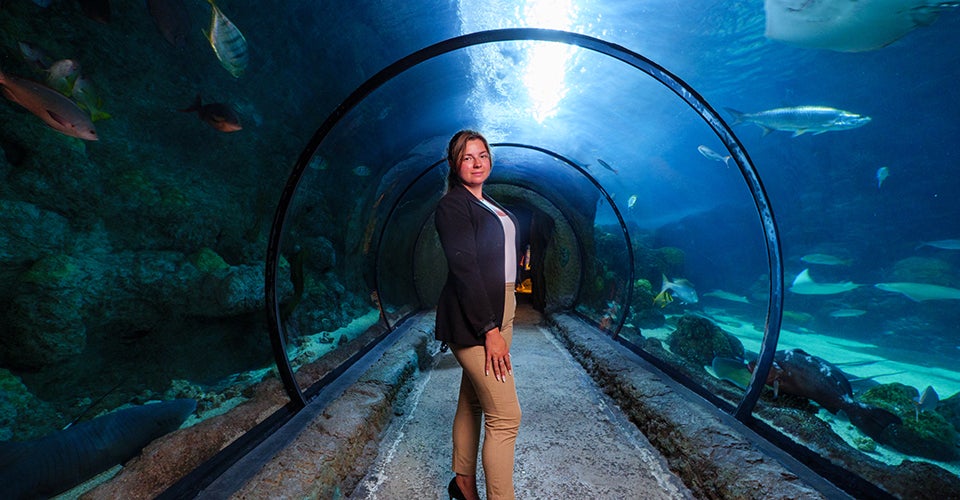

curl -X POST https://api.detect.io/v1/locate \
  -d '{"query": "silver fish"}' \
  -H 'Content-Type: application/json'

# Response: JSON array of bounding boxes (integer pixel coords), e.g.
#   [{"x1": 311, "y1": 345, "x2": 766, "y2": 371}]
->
[
  {"x1": 697, "y1": 145, "x2": 730, "y2": 166},
  {"x1": 915, "y1": 239, "x2": 960, "y2": 250},
  {"x1": 913, "y1": 385, "x2": 939, "y2": 421},
  {"x1": 596, "y1": 158, "x2": 617, "y2": 173},
  {"x1": 876, "y1": 166, "x2": 890, "y2": 188},
  {"x1": 725, "y1": 106, "x2": 871, "y2": 136},
  {"x1": 204, "y1": 0, "x2": 248, "y2": 78},
  {"x1": 801, "y1": 253, "x2": 851, "y2": 266}
]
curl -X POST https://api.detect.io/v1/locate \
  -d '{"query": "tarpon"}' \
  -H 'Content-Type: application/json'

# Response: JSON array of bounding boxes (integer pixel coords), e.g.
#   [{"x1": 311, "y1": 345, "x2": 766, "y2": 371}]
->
[
  {"x1": 725, "y1": 106, "x2": 871, "y2": 136},
  {"x1": 874, "y1": 282, "x2": 960, "y2": 301},
  {"x1": 789, "y1": 268, "x2": 860, "y2": 295}
]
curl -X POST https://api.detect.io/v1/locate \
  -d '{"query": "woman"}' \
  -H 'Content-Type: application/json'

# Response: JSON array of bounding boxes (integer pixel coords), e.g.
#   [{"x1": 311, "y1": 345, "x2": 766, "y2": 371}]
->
[{"x1": 435, "y1": 130, "x2": 521, "y2": 500}]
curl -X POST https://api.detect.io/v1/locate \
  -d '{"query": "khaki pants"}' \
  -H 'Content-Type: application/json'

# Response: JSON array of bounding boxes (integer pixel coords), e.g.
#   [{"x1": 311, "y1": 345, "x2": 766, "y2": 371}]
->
[{"x1": 450, "y1": 284, "x2": 520, "y2": 500}]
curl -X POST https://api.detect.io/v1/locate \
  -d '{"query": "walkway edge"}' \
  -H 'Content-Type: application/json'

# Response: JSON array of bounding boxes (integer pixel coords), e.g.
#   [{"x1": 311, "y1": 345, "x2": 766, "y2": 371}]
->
[{"x1": 549, "y1": 313, "x2": 851, "y2": 499}]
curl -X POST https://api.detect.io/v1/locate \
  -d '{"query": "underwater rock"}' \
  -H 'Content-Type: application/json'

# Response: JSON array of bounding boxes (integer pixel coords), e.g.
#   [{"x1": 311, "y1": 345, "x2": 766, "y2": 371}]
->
[
  {"x1": 0, "y1": 200, "x2": 72, "y2": 267},
  {"x1": 667, "y1": 315, "x2": 744, "y2": 367},
  {"x1": 890, "y1": 256, "x2": 956, "y2": 287},
  {"x1": 861, "y1": 383, "x2": 960, "y2": 461},
  {"x1": 1, "y1": 250, "x2": 289, "y2": 369},
  {"x1": 937, "y1": 391, "x2": 960, "y2": 433},
  {"x1": 627, "y1": 278, "x2": 665, "y2": 329}
]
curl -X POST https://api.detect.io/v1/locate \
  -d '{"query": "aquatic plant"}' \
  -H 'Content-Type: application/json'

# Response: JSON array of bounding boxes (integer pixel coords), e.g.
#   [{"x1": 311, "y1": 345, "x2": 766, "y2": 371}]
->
[
  {"x1": 191, "y1": 247, "x2": 230, "y2": 273},
  {"x1": 860, "y1": 383, "x2": 959, "y2": 461}
]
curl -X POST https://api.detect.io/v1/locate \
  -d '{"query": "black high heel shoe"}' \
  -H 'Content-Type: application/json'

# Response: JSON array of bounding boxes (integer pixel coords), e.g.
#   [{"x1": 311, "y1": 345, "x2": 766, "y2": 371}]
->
[{"x1": 447, "y1": 477, "x2": 466, "y2": 500}]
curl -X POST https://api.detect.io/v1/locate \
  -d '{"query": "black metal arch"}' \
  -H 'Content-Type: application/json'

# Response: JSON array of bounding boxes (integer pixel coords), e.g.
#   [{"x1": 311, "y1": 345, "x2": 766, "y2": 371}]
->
[{"x1": 266, "y1": 28, "x2": 784, "y2": 417}]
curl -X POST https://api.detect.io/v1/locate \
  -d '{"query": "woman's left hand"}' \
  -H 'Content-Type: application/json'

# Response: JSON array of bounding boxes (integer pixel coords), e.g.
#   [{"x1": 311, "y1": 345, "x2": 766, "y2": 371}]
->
[{"x1": 484, "y1": 328, "x2": 512, "y2": 382}]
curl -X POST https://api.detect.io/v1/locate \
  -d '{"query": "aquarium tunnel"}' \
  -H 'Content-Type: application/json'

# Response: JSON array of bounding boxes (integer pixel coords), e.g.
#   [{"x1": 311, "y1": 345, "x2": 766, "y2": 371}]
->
[{"x1": 1, "y1": 1, "x2": 958, "y2": 499}]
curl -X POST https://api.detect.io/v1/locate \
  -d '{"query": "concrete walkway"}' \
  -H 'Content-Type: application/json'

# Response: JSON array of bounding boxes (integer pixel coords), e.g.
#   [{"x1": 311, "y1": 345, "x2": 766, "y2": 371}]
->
[{"x1": 350, "y1": 306, "x2": 694, "y2": 499}]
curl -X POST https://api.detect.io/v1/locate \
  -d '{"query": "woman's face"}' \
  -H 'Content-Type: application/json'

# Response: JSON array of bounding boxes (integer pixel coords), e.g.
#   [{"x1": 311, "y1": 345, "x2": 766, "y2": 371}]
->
[{"x1": 457, "y1": 139, "x2": 491, "y2": 189}]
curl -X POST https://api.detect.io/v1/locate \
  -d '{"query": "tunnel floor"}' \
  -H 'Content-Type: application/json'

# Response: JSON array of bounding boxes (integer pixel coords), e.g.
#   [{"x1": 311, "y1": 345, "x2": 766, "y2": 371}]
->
[{"x1": 350, "y1": 305, "x2": 694, "y2": 499}]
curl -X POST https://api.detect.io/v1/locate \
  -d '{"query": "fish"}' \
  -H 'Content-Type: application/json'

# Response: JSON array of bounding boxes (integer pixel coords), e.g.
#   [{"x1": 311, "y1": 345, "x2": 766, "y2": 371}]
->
[
  {"x1": 45, "y1": 59, "x2": 82, "y2": 96},
  {"x1": 710, "y1": 356, "x2": 753, "y2": 389},
  {"x1": 788, "y1": 269, "x2": 859, "y2": 295},
  {"x1": 876, "y1": 166, "x2": 890, "y2": 188},
  {"x1": 725, "y1": 106, "x2": 871, "y2": 137},
  {"x1": 179, "y1": 94, "x2": 242, "y2": 132},
  {"x1": 874, "y1": 282, "x2": 960, "y2": 301},
  {"x1": 352, "y1": 165, "x2": 371, "y2": 176},
  {"x1": 148, "y1": 0, "x2": 192, "y2": 49},
  {"x1": 653, "y1": 273, "x2": 698, "y2": 308},
  {"x1": 749, "y1": 349, "x2": 901, "y2": 439},
  {"x1": 697, "y1": 145, "x2": 731, "y2": 166},
  {"x1": 18, "y1": 41, "x2": 51, "y2": 70},
  {"x1": 829, "y1": 308, "x2": 867, "y2": 318},
  {"x1": 71, "y1": 75, "x2": 111, "y2": 121},
  {"x1": 703, "y1": 289, "x2": 750, "y2": 304},
  {"x1": 76, "y1": 0, "x2": 111, "y2": 23},
  {"x1": 0, "y1": 399, "x2": 195, "y2": 499},
  {"x1": 627, "y1": 195, "x2": 637, "y2": 209},
  {"x1": 764, "y1": 0, "x2": 954, "y2": 52},
  {"x1": 0, "y1": 67, "x2": 98, "y2": 140},
  {"x1": 913, "y1": 385, "x2": 939, "y2": 421},
  {"x1": 915, "y1": 239, "x2": 960, "y2": 250},
  {"x1": 801, "y1": 253, "x2": 851, "y2": 266},
  {"x1": 203, "y1": 0, "x2": 249, "y2": 78},
  {"x1": 31, "y1": 0, "x2": 52, "y2": 6},
  {"x1": 596, "y1": 158, "x2": 618, "y2": 173}
]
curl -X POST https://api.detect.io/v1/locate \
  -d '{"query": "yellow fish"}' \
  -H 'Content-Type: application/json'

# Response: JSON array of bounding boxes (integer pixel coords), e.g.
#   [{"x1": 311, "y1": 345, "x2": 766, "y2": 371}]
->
[{"x1": 203, "y1": 0, "x2": 248, "y2": 78}]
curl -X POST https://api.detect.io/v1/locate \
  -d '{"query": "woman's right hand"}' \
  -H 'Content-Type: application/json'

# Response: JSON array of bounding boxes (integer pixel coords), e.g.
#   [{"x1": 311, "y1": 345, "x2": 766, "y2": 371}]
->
[{"x1": 484, "y1": 327, "x2": 512, "y2": 382}]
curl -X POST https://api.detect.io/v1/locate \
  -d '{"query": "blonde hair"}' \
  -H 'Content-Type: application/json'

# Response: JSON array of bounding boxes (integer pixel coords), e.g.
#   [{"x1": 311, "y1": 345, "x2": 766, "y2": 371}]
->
[{"x1": 446, "y1": 130, "x2": 491, "y2": 190}]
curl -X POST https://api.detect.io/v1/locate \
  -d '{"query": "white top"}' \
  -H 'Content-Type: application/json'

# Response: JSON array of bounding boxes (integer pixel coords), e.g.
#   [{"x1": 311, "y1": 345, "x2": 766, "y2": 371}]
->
[{"x1": 480, "y1": 198, "x2": 517, "y2": 283}]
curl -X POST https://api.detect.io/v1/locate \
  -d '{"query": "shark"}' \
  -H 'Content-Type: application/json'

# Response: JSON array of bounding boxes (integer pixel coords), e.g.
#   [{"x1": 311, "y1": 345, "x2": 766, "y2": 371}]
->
[
  {"x1": 764, "y1": 0, "x2": 957, "y2": 52},
  {"x1": 874, "y1": 282, "x2": 960, "y2": 301},
  {"x1": 0, "y1": 399, "x2": 196, "y2": 499},
  {"x1": 789, "y1": 268, "x2": 860, "y2": 295}
]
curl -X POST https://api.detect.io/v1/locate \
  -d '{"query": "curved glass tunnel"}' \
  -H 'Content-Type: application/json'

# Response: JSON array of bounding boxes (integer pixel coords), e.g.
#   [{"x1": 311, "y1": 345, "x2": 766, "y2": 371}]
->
[{"x1": 1, "y1": 1, "x2": 958, "y2": 499}]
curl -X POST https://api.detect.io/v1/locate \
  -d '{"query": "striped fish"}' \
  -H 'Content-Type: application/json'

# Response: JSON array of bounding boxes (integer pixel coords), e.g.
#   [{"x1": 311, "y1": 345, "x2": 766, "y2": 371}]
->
[{"x1": 204, "y1": 0, "x2": 248, "y2": 78}]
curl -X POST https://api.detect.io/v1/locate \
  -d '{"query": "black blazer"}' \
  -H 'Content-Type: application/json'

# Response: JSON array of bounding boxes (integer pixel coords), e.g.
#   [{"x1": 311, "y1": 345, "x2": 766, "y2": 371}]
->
[{"x1": 434, "y1": 184, "x2": 520, "y2": 346}]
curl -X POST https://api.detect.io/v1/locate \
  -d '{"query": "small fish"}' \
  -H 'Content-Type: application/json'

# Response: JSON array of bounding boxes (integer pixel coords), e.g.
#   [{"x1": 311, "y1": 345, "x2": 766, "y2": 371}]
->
[
  {"x1": 0, "y1": 67, "x2": 98, "y2": 140},
  {"x1": 829, "y1": 308, "x2": 866, "y2": 318},
  {"x1": 45, "y1": 59, "x2": 82, "y2": 96},
  {"x1": 800, "y1": 253, "x2": 851, "y2": 266},
  {"x1": 352, "y1": 165, "x2": 371, "y2": 176},
  {"x1": 725, "y1": 106, "x2": 870, "y2": 137},
  {"x1": 18, "y1": 41, "x2": 51, "y2": 70},
  {"x1": 204, "y1": 0, "x2": 249, "y2": 78},
  {"x1": 627, "y1": 195, "x2": 637, "y2": 209},
  {"x1": 148, "y1": 0, "x2": 191, "y2": 49},
  {"x1": 179, "y1": 94, "x2": 242, "y2": 132},
  {"x1": 596, "y1": 158, "x2": 618, "y2": 174},
  {"x1": 703, "y1": 290, "x2": 750, "y2": 304},
  {"x1": 915, "y1": 239, "x2": 960, "y2": 250},
  {"x1": 710, "y1": 357, "x2": 752, "y2": 390},
  {"x1": 789, "y1": 269, "x2": 859, "y2": 295},
  {"x1": 876, "y1": 166, "x2": 890, "y2": 188},
  {"x1": 653, "y1": 273, "x2": 698, "y2": 308},
  {"x1": 697, "y1": 145, "x2": 731, "y2": 166},
  {"x1": 913, "y1": 385, "x2": 939, "y2": 422},
  {"x1": 71, "y1": 75, "x2": 110, "y2": 121},
  {"x1": 874, "y1": 282, "x2": 960, "y2": 301}
]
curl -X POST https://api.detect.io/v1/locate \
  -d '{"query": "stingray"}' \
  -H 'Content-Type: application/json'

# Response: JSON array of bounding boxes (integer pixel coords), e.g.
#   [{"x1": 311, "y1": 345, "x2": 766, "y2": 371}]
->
[{"x1": 764, "y1": 0, "x2": 956, "y2": 52}]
